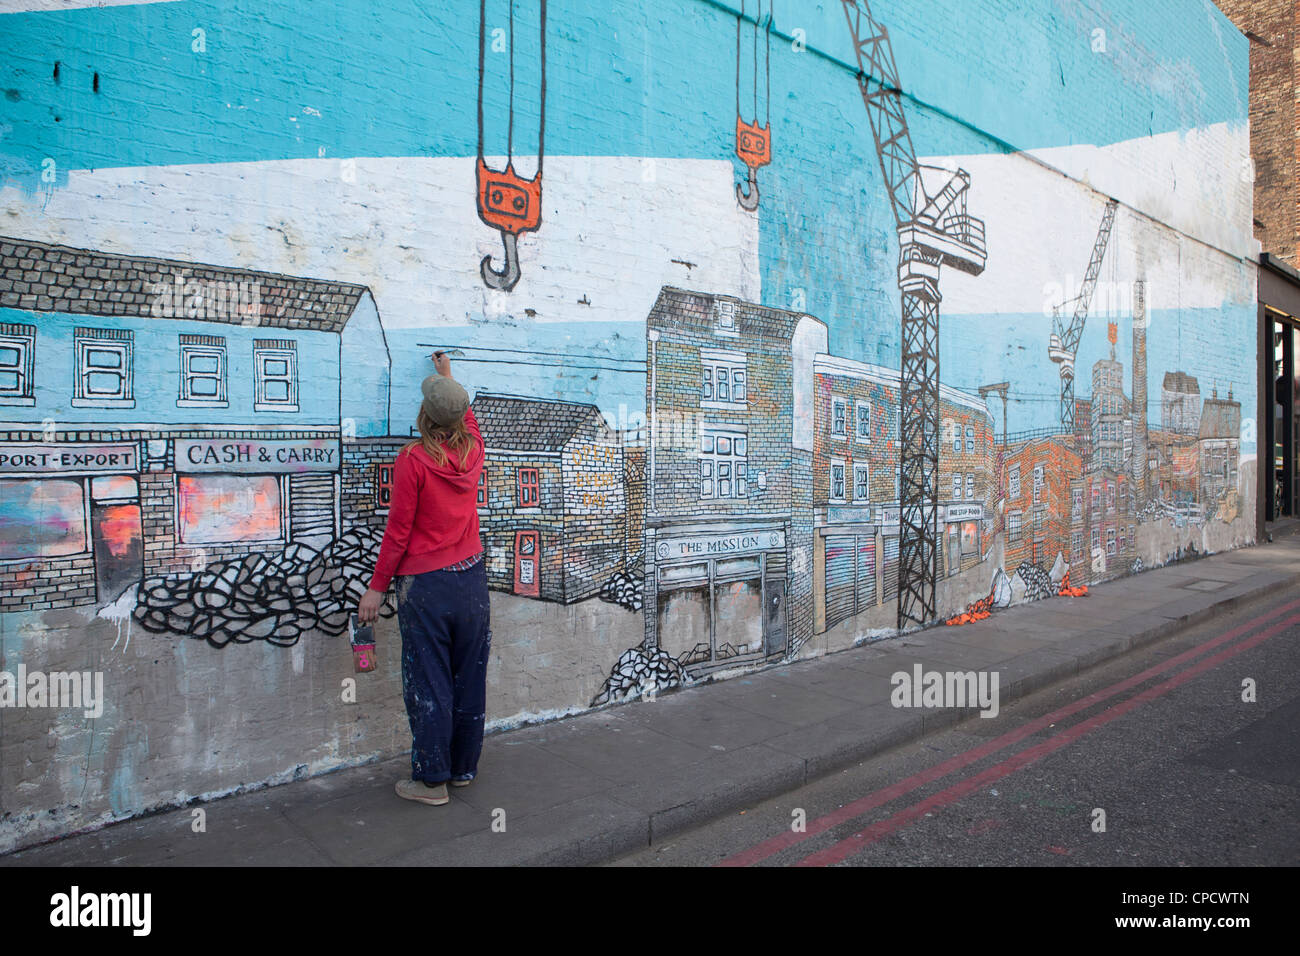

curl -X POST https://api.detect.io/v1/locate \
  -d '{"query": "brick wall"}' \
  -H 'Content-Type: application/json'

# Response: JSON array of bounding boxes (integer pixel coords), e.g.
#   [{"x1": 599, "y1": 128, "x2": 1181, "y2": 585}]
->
[
  {"x1": 1218, "y1": 0, "x2": 1297, "y2": 263},
  {"x1": 0, "y1": 555, "x2": 96, "y2": 612},
  {"x1": 341, "y1": 438, "x2": 407, "y2": 532}
]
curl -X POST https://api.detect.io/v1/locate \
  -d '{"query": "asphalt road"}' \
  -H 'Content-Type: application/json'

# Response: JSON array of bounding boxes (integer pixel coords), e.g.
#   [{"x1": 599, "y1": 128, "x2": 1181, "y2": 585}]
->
[{"x1": 608, "y1": 589, "x2": 1300, "y2": 867}]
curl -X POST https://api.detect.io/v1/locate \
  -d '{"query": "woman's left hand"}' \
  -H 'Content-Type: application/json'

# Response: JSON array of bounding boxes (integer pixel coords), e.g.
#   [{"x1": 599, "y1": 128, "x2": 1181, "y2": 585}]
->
[{"x1": 357, "y1": 588, "x2": 385, "y2": 624}]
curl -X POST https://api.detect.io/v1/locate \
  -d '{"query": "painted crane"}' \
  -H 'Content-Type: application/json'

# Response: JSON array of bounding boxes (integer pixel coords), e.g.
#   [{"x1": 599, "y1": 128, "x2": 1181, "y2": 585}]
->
[
  {"x1": 840, "y1": 0, "x2": 987, "y2": 629},
  {"x1": 1048, "y1": 197, "x2": 1118, "y2": 431},
  {"x1": 476, "y1": 0, "x2": 547, "y2": 292}
]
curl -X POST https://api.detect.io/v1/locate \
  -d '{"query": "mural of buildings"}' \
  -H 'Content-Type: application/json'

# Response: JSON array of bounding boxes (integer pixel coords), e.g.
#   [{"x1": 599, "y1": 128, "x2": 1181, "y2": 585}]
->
[
  {"x1": 1002, "y1": 436, "x2": 1081, "y2": 576},
  {"x1": 641, "y1": 287, "x2": 823, "y2": 676},
  {"x1": 1199, "y1": 386, "x2": 1242, "y2": 507},
  {"x1": 1162, "y1": 372, "x2": 1202, "y2": 436},
  {"x1": 810, "y1": 354, "x2": 994, "y2": 635},
  {"x1": 473, "y1": 393, "x2": 628, "y2": 604},
  {"x1": 0, "y1": 0, "x2": 1259, "y2": 853},
  {"x1": 0, "y1": 238, "x2": 390, "y2": 622}
]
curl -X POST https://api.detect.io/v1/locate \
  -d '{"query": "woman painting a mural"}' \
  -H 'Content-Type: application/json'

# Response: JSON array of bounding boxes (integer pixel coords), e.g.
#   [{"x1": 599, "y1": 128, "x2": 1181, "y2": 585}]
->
[{"x1": 357, "y1": 352, "x2": 490, "y2": 806}]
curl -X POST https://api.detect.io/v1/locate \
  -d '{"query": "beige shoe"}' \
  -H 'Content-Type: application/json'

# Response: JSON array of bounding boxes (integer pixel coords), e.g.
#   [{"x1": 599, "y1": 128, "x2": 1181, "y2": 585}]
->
[{"x1": 395, "y1": 779, "x2": 448, "y2": 805}]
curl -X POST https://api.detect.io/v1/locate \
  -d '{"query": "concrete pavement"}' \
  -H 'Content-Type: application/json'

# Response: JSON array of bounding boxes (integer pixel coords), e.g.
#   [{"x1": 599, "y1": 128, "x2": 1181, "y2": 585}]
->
[{"x1": 6, "y1": 534, "x2": 1300, "y2": 867}]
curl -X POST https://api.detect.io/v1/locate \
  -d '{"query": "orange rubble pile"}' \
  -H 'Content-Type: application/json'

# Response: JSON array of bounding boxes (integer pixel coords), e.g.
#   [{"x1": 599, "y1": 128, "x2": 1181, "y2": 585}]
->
[
  {"x1": 944, "y1": 592, "x2": 994, "y2": 626},
  {"x1": 1058, "y1": 570, "x2": 1088, "y2": 598}
]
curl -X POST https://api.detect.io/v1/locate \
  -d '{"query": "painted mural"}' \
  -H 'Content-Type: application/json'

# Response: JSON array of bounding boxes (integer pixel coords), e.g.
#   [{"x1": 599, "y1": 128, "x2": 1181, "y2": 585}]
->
[{"x1": 0, "y1": 0, "x2": 1256, "y2": 848}]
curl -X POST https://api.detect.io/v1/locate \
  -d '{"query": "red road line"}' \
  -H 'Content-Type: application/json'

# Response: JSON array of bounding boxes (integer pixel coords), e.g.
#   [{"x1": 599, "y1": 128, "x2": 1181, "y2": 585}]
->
[
  {"x1": 794, "y1": 609, "x2": 1299, "y2": 867},
  {"x1": 718, "y1": 595, "x2": 1300, "y2": 867}
]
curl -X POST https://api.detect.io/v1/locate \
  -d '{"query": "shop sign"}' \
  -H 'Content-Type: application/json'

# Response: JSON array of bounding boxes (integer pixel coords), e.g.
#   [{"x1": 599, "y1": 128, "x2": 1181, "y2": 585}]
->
[
  {"x1": 176, "y1": 438, "x2": 339, "y2": 473},
  {"x1": 658, "y1": 529, "x2": 785, "y2": 560},
  {"x1": 0, "y1": 442, "x2": 139, "y2": 475}
]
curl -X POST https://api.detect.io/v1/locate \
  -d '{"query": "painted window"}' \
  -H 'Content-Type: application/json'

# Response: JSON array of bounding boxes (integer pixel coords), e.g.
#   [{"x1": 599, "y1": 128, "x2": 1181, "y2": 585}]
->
[
  {"x1": 179, "y1": 335, "x2": 227, "y2": 406},
  {"x1": 700, "y1": 350, "x2": 746, "y2": 406},
  {"x1": 1071, "y1": 488, "x2": 1083, "y2": 520},
  {"x1": 960, "y1": 521, "x2": 978, "y2": 555},
  {"x1": 830, "y1": 460, "x2": 846, "y2": 502},
  {"x1": 1071, "y1": 531, "x2": 1082, "y2": 557},
  {"x1": 855, "y1": 402, "x2": 871, "y2": 441},
  {"x1": 832, "y1": 398, "x2": 847, "y2": 438},
  {"x1": 952, "y1": 474, "x2": 961, "y2": 499},
  {"x1": 713, "y1": 299, "x2": 736, "y2": 332},
  {"x1": 73, "y1": 328, "x2": 133, "y2": 407},
  {"x1": 853, "y1": 463, "x2": 869, "y2": 501},
  {"x1": 1032, "y1": 464, "x2": 1044, "y2": 505},
  {"x1": 177, "y1": 475, "x2": 281, "y2": 544},
  {"x1": 1008, "y1": 510, "x2": 1022, "y2": 542},
  {"x1": 0, "y1": 478, "x2": 86, "y2": 560},
  {"x1": 1106, "y1": 529, "x2": 1117, "y2": 555},
  {"x1": 948, "y1": 419, "x2": 960, "y2": 452},
  {"x1": 476, "y1": 469, "x2": 488, "y2": 507},
  {"x1": 517, "y1": 467, "x2": 539, "y2": 507},
  {"x1": 376, "y1": 463, "x2": 394, "y2": 508},
  {"x1": 0, "y1": 323, "x2": 36, "y2": 405},
  {"x1": 965, "y1": 425, "x2": 975, "y2": 452},
  {"x1": 253, "y1": 339, "x2": 298, "y2": 411},
  {"x1": 1008, "y1": 464, "x2": 1020, "y2": 499},
  {"x1": 965, "y1": 473, "x2": 975, "y2": 499},
  {"x1": 1091, "y1": 528, "x2": 1101, "y2": 552},
  {"x1": 701, "y1": 427, "x2": 747, "y2": 499}
]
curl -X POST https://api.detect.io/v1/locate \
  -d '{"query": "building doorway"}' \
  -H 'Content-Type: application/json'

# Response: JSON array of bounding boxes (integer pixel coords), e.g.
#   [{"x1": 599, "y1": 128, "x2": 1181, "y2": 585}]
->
[{"x1": 513, "y1": 530, "x2": 540, "y2": 597}]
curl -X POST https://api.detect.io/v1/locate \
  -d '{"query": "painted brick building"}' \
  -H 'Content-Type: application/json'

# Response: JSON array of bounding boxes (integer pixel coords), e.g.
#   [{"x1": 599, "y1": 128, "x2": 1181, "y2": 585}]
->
[
  {"x1": 0, "y1": 238, "x2": 389, "y2": 613},
  {"x1": 1002, "y1": 436, "x2": 1082, "y2": 575},
  {"x1": 472, "y1": 393, "x2": 627, "y2": 604},
  {"x1": 643, "y1": 287, "x2": 825, "y2": 674},
  {"x1": 809, "y1": 354, "x2": 994, "y2": 635},
  {"x1": 1198, "y1": 386, "x2": 1243, "y2": 505}
]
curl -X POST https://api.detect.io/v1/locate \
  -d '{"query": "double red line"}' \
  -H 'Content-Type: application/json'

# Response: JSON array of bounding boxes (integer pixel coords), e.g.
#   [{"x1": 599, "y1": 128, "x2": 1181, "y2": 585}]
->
[{"x1": 718, "y1": 597, "x2": 1300, "y2": 868}]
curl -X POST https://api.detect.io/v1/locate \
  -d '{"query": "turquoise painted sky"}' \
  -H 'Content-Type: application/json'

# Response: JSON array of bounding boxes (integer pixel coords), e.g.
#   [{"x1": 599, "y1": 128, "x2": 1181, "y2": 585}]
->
[{"x1": 0, "y1": 0, "x2": 1253, "y2": 439}]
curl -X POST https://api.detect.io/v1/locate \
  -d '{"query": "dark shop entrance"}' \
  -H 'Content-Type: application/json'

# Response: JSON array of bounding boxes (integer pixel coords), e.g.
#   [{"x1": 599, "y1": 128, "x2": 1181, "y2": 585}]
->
[{"x1": 1259, "y1": 254, "x2": 1300, "y2": 534}]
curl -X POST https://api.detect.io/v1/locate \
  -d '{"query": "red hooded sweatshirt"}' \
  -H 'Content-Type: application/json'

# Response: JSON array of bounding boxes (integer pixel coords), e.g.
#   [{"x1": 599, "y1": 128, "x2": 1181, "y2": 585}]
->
[{"x1": 368, "y1": 407, "x2": 485, "y2": 592}]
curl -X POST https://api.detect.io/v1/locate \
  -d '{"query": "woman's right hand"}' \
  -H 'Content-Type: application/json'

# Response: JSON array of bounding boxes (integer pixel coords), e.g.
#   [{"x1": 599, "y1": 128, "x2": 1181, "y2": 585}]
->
[
  {"x1": 432, "y1": 351, "x2": 452, "y2": 377},
  {"x1": 357, "y1": 587, "x2": 385, "y2": 624}
]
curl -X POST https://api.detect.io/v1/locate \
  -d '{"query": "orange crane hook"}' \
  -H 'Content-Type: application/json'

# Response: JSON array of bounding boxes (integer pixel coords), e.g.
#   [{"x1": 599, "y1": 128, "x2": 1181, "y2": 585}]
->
[
  {"x1": 735, "y1": 0, "x2": 772, "y2": 212},
  {"x1": 477, "y1": 0, "x2": 546, "y2": 292}
]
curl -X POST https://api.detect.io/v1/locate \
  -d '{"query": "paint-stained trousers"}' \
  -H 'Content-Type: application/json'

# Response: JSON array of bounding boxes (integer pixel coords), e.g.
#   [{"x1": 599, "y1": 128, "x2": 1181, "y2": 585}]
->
[{"x1": 395, "y1": 559, "x2": 491, "y2": 784}]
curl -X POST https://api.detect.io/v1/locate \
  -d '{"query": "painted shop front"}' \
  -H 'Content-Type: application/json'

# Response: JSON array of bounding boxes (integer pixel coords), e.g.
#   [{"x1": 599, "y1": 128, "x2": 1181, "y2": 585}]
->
[
  {"x1": 171, "y1": 435, "x2": 341, "y2": 551},
  {"x1": 647, "y1": 521, "x2": 788, "y2": 676},
  {"x1": 815, "y1": 501, "x2": 984, "y2": 634},
  {"x1": 0, "y1": 439, "x2": 143, "y2": 610}
]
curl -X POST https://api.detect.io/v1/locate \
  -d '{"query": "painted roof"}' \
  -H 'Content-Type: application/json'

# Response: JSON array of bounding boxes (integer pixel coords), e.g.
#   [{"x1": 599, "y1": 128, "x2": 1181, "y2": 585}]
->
[
  {"x1": 1162, "y1": 371, "x2": 1201, "y2": 394},
  {"x1": 472, "y1": 393, "x2": 609, "y2": 453},
  {"x1": 813, "y1": 353, "x2": 991, "y2": 418},
  {"x1": 1199, "y1": 394, "x2": 1241, "y2": 440},
  {"x1": 0, "y1": 237, "x2": 370, "y2": 332}
]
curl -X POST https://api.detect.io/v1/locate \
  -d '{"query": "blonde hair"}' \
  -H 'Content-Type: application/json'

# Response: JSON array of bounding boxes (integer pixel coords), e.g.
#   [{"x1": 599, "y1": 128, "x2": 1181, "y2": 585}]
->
[{"x1": 403, "y1": 408, "x2": 474, "y2": 469}]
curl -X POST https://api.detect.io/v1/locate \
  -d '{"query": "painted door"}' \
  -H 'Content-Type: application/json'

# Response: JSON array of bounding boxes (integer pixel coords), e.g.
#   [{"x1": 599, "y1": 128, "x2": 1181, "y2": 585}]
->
[
  {"x1": 91, "y1": 500, "x2": 143, "y2": 604},
  {"x1": 513, "y1": 530, "x2": 540, "y2": 597},
  {"x1": 763, "y1": 578, "x2": 786, "y2": 657}
]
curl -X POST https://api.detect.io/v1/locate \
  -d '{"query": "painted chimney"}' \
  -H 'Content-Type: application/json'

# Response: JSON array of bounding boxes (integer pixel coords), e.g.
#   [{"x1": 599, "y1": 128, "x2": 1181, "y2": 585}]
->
[{"x1": 1131, "y1": 278, "x2": 1148, "y2": 505}]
